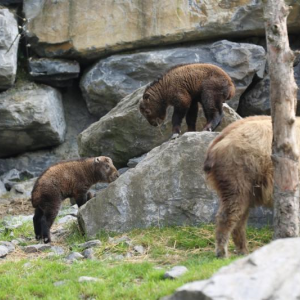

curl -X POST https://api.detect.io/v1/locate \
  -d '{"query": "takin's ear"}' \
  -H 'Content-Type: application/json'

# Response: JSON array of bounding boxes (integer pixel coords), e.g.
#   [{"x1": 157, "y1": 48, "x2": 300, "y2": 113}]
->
[{"x1": 94, "y1": 157, "x2": 102, "y2": 163}]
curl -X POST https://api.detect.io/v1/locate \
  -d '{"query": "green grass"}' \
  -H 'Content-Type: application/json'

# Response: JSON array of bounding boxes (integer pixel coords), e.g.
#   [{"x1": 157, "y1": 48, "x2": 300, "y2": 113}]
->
[{"x1": 0, "y1": 219, "x2": 273, "y2": 300}]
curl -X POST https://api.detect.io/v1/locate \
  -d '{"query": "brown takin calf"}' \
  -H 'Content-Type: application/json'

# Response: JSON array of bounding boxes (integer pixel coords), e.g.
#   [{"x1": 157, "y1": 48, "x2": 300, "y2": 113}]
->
[
  {"x1": 31, "y1": 156, "x2": 119, "y2": 243},
  {"x1": 204, "y1": 116, "x2": 300, "y2": 258},
  {"x1": 139, "y1": 63, "x2": 235, "y2": 139}
]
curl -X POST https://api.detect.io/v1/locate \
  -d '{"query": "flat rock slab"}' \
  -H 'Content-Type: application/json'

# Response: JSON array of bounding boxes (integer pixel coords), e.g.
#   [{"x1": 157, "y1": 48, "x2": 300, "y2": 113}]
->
[
  {"x1": 162, "y1": 238, "x2": 300, "y2": 300},
  {"x1": 164, "y1": 266, "x2": 188, "y2": 279},
  {"x1": 66, "y1": 252, "x2": 84, "y2": 261},
  {"x1": 23, "y1": 244, "x2": 52, "y2": 253},
  {"x1": 0, "y1": 241, "x2": 15, "y2": 253},
  {"x1": 77, "y1": 240, "x2": 102, "y2": 250}
]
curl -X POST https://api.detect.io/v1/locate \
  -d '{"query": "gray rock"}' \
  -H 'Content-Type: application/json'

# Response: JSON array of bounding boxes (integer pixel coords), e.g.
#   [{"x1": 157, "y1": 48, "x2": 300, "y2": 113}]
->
[
  {"x1": 162, "y1": 238, "x2": 300, "y2": 300},
  {"x1": 54, "y1": 280, "x2": 69, "y2": 287},
  {"x1": 9, "y1": 177, "x2": 36, "y2": 199},
  {"x1": 78, "y1": 132, "x2": 219, "y2": 237},
  {"x1": 78, "y1": 86, "x2": 241, "y2": 168},
  {"x1": 23, "y1": 244, "x2": 52, "y2": 253},
  {"x1": 58, "y1": 205, "x2": 78, "y2": 217},
  {"x1": 127, "y1": 154, "x2": 147, "y2": 168},
  {"x1": 0, "y1": 85, "x2": 97, "y2": 177},
  {"x1": 57, "y1": 215, "x2": 77, "y2": 225},
  {"x1": 66, "y1": 252, "x2": 84, "y2": 261},
  {"x1": 109, "y1": 236, "x2": 131, "y2": 244},
  {"x1": 3, "y1": 215, "x2": 33, "y2": 230},
  {"x1": 0, "y1": 8, "x2": 19, "y2": 90},
  {"x1": 0, "y1": 82, "x2": 66, "y2": 158},
  {"x1": 82, "y1": 248, "x2": 95, "y2": 260},
  {"x1": 77, "y1": 240, "x2": 102, "y2": 250},
  {"x1": 0, "y1": 241, "x2": 15, "y2": 253},
  {"x1": 133, "y1": 245, "x2": 145, "y2": 255},
  {"x1": 0, "y1": 180, "x2": 6, "y2": 196},
  {"x1": 0, "y1": 245, "x2": 9, "y2": 258},
  {"x1": 164, "y1": 266, "x2": 188, "y2": 279},
  {"x1": 238, "y1": 63, "x2": 300, "y2": 117},
  {"x1": 80, "y1": 40, "x2": 265, "y2": 116},
  {"x1": 78, "y1": 276, "x2": 101, "y2": 283},
  {"x1": 11, "y1": 238, "x2": 26, "y2": 245},
  {"x1": 28, "y1": 58, "x2": 80, "y2": 87},
  {"x1": 51, "y1": 246, "x2": 65, "y2": 255},
  {"x1": 0, "y1": 169, "x2": 34, "y2": 191}
]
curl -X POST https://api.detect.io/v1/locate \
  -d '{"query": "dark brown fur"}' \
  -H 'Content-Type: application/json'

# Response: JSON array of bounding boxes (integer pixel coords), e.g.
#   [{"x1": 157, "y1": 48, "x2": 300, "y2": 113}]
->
[
  {"x1": 204, "y1": 116, "x2": 300, "y2": 258},
  {"x1": 31, "y1": 156, "x2": 119, "y2": 243},
  {"x1": 139, "y1": 63, "x2": 235, "y2": 137}
]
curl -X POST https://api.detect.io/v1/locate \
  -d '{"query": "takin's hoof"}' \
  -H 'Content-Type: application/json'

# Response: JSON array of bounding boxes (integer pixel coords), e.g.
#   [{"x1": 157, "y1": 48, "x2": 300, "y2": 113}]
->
[
  {"x1": 43, "y1": 237, "x2": 51, "y2": 244},
  {"x1": 216, "y1": 247, "x2": 228, "y2": 258},
  {"x1": 170, "y1": 133, "x2": 180, "y2": 140},
  {"x1": 234, "y1": 248, "x2": 249, "y2": 256},
  {"x1": 35, "y1": 235, "x2": 41, "y2": 241}
]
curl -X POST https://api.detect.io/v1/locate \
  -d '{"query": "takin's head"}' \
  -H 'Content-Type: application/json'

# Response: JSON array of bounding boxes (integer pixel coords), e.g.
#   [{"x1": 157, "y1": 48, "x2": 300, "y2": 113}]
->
[
  {"x1": 139, "y1": 90, "x2": 167, "y2": 127},
  {"x1": 93, "y1": 156, "x2": 119, "y2": 183}
]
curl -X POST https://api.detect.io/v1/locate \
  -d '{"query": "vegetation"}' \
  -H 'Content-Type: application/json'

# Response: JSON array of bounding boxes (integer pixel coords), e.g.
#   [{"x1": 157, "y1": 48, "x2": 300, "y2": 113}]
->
[{"x1": 0, "y1": 220, "x2": 273, "y2": 300}]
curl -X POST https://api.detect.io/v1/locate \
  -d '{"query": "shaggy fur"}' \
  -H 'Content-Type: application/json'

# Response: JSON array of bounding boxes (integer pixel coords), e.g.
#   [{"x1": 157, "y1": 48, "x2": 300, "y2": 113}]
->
[
  {"x1": 31, "y1": 156, "x2": 119, "y2": 243},
  {"x1": 204, "y1": 116, "x2": 300, "y2": 258},
  {"x1": 139, "y1": 63, "x2": 235, "y2": 137}
]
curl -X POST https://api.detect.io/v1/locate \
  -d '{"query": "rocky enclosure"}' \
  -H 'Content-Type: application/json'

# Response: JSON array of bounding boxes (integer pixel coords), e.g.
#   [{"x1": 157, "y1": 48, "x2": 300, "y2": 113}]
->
[{"x1": 0, "y1": 2, "x2": 299, "y2": 233}]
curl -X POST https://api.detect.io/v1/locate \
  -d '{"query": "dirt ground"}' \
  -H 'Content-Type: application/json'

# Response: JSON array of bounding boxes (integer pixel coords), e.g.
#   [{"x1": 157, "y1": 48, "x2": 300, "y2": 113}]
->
[{"x1": 0, "y1": 196, "x2": 34, "y2": 219}]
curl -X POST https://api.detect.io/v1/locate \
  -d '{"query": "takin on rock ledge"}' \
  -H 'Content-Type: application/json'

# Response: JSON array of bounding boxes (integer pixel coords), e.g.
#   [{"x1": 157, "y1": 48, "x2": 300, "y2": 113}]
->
[
  {"x1": 31, "y1": 156, "x2": 119, "y2": 243},
  {"x1": 204, "y1": 116, "x2": 300, "y2": 258},
  {"x1": 139, "y1": 63, "x2": 235, "y2": 139}
]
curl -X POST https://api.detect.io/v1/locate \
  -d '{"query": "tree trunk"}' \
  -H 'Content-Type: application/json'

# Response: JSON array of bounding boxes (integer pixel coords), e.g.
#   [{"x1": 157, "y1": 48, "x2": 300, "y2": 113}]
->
[{"x1": 263, "y1": 0, "x2": 299, "y2": 239}]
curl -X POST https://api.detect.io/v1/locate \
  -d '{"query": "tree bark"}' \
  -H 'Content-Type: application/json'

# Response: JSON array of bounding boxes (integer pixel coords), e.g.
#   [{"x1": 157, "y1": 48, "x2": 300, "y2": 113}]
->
[{"x1": 263, "y1": 0, "x2": 299, "y2": 239}]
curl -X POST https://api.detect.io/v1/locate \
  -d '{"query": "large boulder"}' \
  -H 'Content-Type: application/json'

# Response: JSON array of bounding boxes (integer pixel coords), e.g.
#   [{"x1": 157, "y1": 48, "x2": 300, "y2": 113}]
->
[
  {"x1": 78, "y1": 86, "x2": 242, "y2": 168},
  {"x1": 78, "y1": 132, "x2": 219, "y2": 237},
  {"x1": 80, "y1": 40, "x2": 266, "y2": 116},
  {"x1": 23, "y1": 0, "x2": 300, "y2": 60},
  {"x1": 78, "y1": 132, "x2": 272, "y2": 238},
  {"x1": 0, "y1": 8, "x2": 19, "y2": 90},
  {"x1": 0, "y1": 86, "x2": 97, "y2": 176},
  {"x1": 162, "y1": 238, "x2": 300, "y2": 300},
  {"x1": 0, "y1": 82, "x2": 66, "y2": 157},
  {"x1": 238, "y1": 63, "x2": 300, "y2": 117}
]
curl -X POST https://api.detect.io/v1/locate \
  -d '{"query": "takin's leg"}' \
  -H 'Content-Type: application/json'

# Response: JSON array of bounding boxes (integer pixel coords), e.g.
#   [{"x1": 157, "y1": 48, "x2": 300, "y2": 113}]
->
[
  {"x1": 200, "y1": 90, "x2": 224, "y2": 131},
  {"x1": 185, "y1": 101, "x2": 198, "y2": 131},
  {"x1": 33, "y1": 207, "x2": 43, "y2": 240},
  {"x1": 231, "y1": 207, "x2": 250, "y2": 255},
  {"x1": 75, "y1": 192, "x2": 89, "y2": 208},
  {"x1": 40, "y1": 199, "x2": 61, "y2": 243},
  {"x1": 215, "y1": 195, "x2": 249, "y2": 258},
  {"x1": 171, "y1": 108, "x2": 187, "y2": 139}
]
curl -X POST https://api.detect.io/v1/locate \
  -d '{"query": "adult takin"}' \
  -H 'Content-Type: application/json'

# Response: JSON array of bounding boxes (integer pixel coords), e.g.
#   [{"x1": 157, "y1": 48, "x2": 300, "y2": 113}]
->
[
  {"x1": 139, "y1": 63, "x2": 235, "y2": 139},
  {"x1": 31, "y1": 156, "x2": 119, "y2": 243},
  {"x1": 204, "y1": 116, "x2": 300, "y2": 258}
]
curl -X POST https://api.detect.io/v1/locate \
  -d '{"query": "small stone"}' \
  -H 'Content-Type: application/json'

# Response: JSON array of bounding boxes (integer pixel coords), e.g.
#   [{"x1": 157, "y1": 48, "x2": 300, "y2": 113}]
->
[
  {"x1": 82, "y1": 248, "x2": 94, "y2": 259},
  {"x1": 133, "y1": 245, "x2": 145, "y2": 255},
  {"x1": 125, "y1": 252, "x2": 133, "y2": 259},
  {"x1": 54, "y1": 280, "x2": 69, "y2": 287},
  {"x1": 78, "y1": 276, "x2": 101, "y2": 283},
  {"x1": 11, "y1": 238, "x2": 26, "y2": 245},
  {"x1": 57, "y1": 215, "x2": 77, "y2": 225},
  {"x1": 58, "y1": 205, "x2": 78, "y2": 217},
  {"x1": 51, "y1": 246, "x2": 65, "y2": 255},
  {"x1": 66, "y1": 252, "x2": 84, "y2": 261},
  {"x1": 23, "y1": 244, "x2": 52, "y2": 253},
  {"x1": 23, "y1": 262, "x2": 32, "y2": 269},
  {"x1": 164, "y1": 266, "x2": 188, "y2": 279},
  {"x1": 77, "y1": 240, "x2": 102, "y2": 250},
  {"x1": 0, "y1": 241, "x2": 15, "y2": 253},
  {"x1": 0, "y1": 245, "x2": 9, "y2": 258},
  {"x1": 109, "y1": 236, "x2": 131, "y2": 244},
  {"x1": 114, "y1": 254, "x2": 124, "y2": 261}
]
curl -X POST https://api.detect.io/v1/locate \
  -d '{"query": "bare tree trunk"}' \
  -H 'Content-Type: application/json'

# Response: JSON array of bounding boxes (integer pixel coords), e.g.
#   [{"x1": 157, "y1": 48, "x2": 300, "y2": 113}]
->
[{"x1": 263, "y1": 0, "x2": 299, "y2": 239}]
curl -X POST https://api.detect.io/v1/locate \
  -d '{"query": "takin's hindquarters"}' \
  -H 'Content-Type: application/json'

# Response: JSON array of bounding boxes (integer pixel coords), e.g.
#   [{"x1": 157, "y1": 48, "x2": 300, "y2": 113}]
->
[{"x1": 204, "y1": 116, "x2": 300, "y2": 258}]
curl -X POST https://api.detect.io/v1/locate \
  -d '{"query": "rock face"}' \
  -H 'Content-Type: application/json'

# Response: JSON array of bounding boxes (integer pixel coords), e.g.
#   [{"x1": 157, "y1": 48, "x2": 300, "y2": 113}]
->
[
  {"x1": 0, "y1": 82, "x2": 66, "y2": 158},
  {"x1": 78, "y1": 86, "x2": 241, "y2": 168},
  {"x1": 238, "y1": 63, "x2": 300, "y2": 117},
  {"x1": 23, "y1": 0, "x2": 300, "y2": 60},
  {"x1": 0, "y1": 86, "x2": 97, "y2": 176},
  {"x1": 162, "y1": 238, "x2": 300, "y2": 300},
  {"x1": 78, "y1": 132, "x2": 221, "y2": 237},
  {"x1": 0, "y1": 8, "x2": 19, "y2": 90},
  {"x1": 80, "y1": 40, "x2": 265, "y2": 116},
  {"x1": 28, "y1": 58, "x2": 80, "y2": 87}
]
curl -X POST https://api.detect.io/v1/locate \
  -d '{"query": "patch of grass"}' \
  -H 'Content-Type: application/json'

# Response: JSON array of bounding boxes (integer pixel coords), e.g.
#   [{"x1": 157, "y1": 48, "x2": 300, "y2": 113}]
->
[
  {"x1": 0, "y1": 221, "x2": 273, "y2": 300},
  {"x1": 0, "y1": 220, "x2": 33, "y2": 243}
]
